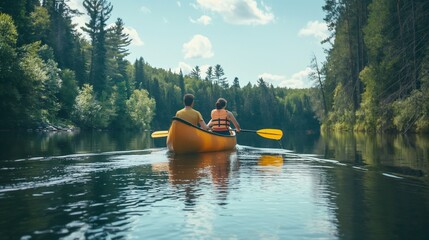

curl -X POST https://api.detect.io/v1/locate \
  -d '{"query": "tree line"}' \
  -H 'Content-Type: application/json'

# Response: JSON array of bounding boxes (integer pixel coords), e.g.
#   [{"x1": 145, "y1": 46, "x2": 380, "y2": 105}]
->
[
  {"x1": 0, "y1": 0, "x2": 319, "y2": 131},
  {"x1": 312, "y1": 0, "x2": 429, "y2": 133}
]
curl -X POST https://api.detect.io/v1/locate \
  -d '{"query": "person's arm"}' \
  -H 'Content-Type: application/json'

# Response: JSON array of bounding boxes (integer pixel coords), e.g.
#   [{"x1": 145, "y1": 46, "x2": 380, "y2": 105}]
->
[
  {"x1": 199, "y1": 119, "x2": 210, "y2": 130},
  {"x1": 197, "y1": 112, "x2": 210, "y2": 130},
  {"x1": 227, "y1": 111, "x2": 241, "y2": 132}
]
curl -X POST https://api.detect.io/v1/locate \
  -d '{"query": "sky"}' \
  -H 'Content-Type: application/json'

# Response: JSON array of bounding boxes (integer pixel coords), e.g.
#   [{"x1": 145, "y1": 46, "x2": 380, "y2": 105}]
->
[{"x1": 68, "y1": 0, "x2": 330, "y2": 88}]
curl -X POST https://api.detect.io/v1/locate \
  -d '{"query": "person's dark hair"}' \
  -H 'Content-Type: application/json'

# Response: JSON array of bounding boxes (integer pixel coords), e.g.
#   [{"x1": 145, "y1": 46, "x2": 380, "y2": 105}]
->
[
  {"x1": 183, "y1": 94, "x2": 194, "y2": 106},
  {"x1": 215, "y1": 98, "x2": 227, "y2": 109}
]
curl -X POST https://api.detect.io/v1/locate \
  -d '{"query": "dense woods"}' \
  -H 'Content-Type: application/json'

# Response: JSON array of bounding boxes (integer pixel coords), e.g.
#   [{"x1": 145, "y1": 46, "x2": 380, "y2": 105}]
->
[
  {"x1": 314, "y1": 0, "x2": 429, "y2": 133},
  {"x1": 3, "y1": 0, "x2": 427, "y2": 134},
  {"x1": 0, "y1": 0, "x2": 318, "y2": 131}
]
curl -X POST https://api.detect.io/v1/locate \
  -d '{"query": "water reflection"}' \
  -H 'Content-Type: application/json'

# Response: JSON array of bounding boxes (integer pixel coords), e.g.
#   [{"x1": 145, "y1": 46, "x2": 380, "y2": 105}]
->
[
  {"x1": 1, "y1": 131, "x2": 429, "y2": 239},
  {"x1": 283, "y1": 131, "x2": 429, "y2": 180},
  {"x1": 258, "y1": 155, "x2": 284, "y2": 167},
  {"x1": 0, "y1": 131, "x2": 155, "y2": 160},
  {"x1": 160, "y1": 150, "x2": 239, "y2": 207}
]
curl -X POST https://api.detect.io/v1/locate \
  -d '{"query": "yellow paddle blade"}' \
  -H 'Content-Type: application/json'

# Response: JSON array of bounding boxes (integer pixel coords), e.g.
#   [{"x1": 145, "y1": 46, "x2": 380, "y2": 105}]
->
[
  {"x1": 256, "y1": 129, "x2": 283, "y2": 140},
  {"x1": 151, "y1": 130, "x2": 169, "y2": 138}
]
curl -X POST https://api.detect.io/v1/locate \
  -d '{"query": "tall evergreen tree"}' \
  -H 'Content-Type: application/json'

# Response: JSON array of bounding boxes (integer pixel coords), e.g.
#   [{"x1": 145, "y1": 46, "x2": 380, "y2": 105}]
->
[
  {"x1": 178, "y1": 70, "x2": 185, "y2": 96},
  {"x1": 43, "y1": 0, "x2": 79, "y2": 69},
  {"x1": 190, "y1": 65, "x2": 201, "y2": 79},
  {"x1": 232, "y1": 77, "x2": 240, "y2": 88},
  {"x1": 82, "y1": 0, "x2": 113, "y2": 94},
  {"x1": 106, "y1": 17, "x2": 132, "y2": 90},
  {"x1": 134, "y1": 57, "x2": 144, "y2": 89},
  {"x1": 214, "y1": 64, "x2": 228, "y2": 88},
  {"x1": 205, "y1": 66, "x2": 214, "y2": 82}
]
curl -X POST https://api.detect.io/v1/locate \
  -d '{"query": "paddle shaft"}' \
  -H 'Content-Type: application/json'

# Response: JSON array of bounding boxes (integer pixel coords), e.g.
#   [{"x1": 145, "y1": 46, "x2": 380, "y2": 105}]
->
[{"x1": 151, "y1": 128, "x2": 283, "y2": 140}]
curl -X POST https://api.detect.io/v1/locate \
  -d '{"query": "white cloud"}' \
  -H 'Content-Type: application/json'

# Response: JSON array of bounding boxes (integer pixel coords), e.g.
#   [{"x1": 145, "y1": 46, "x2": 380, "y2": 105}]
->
[
  {"x1": 298, "y1": 20, "x2": 329, "y2": 41},
  {"x1": 123, "y1": 27, "x2": 144, "y2": 46},
  {"x1": 177, "y1": 1, "x2": 182, "y2": 7},
  {"x1": 141, "y1": 6, "x2": 152, "y2": 14},
  {"x1": 174, "y1": 63, "x2": 211, "y2": 79},
  {"x1": 173, "y1": 62, "x2": 193, "y2": 75},
  {"x1": 68, "y1": 0, "x2": 144, "y2": 47},
  {"x1": 259, "y1": 68, "x2": 314, "y2": 89},
  {"x1": 199, "y1": 64, "x2": 211, "y2": 79},
  {"x1": 183, "y1": 34, "x2": 214, "y2": 59},
  {"x1": 190, "y1": 15, "x2": 212, "y2": 25},
  {"x1": 196, "y1": 0, "x2": 274, "y2": 25},
  {"x1": 67, "y1": 0, "x2": 88, "y2": 36}
]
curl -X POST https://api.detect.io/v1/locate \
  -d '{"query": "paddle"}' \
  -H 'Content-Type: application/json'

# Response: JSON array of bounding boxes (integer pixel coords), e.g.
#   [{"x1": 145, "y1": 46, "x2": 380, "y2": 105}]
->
[
  {"x1": 151, "y1": 128, "x2": 283, "y2": 140},
  {"x1": 240, "y1": 129, "x2": 283, "y2": 140},
  {"x1": 151, "y1": 130, "x2": 169, "y2": 138}
]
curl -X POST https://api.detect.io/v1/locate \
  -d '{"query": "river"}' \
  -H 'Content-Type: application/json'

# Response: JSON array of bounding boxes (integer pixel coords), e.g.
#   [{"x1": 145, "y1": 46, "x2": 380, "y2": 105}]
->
[{"x1": 0, "y1": 130, "x2": 428, "y2": 239}]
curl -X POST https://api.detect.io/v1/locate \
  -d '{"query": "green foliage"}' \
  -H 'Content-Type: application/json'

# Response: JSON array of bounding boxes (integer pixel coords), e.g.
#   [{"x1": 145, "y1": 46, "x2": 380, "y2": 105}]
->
[
  {"x1": 19, "y1": 42, "x2": 63, "y2": 123},
  {"x1": 214, "y1": 64, "x2": 228, "y2": 88},
  {"x1": 72, "y1": 84, "x2": 110, "y2": 128},
  {"x1": 82, "y1": 0, "x2": 113, "y2": 94},
  {"x1": 0, "y1": 13, "x2": 21, "y2": 127},
  {"x1": 0, "y1": 13, "x2": 18, "y2": 46},
  {"x1": 29, "y1": 6, "x2": 50, "y2": 42},
  {"x1": 320, "y1": 0, "x2": 429, "y2": 133},
  {"x1": 126, "y1": 89, "x2": 155, "y2": 129},
  {"x1": 0, "y1": 2, "x2": 322, "y2": 132},
  {"x1": 391, "y1": 46, "x2": 429, "y2": 133},
  {"x1": 109, "y1": 82, "x2": 131, "y2": 129},
  {"x1": 278, "y1": 89, "x2": 319, "y2": 130},
  {"x1": 392, "y1": 90, "x2": 427, "y2": 133},
  {"x1": 58, "y1": 69, "x2": 79, "y2": 119},
  {"x1": 326, "y1": 83, "x2": 355, "y2": 131}
]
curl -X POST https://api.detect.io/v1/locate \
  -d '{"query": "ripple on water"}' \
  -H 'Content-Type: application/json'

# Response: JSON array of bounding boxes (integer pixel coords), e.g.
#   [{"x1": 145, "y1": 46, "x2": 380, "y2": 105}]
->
[{"x1": 0, "y1": 145, "x2": 427, "y2": 239}]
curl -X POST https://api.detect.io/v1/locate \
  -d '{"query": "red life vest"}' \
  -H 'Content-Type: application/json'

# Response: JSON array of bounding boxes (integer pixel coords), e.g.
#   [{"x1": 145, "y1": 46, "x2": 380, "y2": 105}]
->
[{"x1": 210, "y1": 109, "x2": 230, "y2": 131}]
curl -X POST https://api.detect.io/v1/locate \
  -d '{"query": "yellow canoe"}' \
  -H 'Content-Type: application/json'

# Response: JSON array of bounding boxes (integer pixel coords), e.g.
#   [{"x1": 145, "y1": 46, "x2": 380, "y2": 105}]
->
[{"x1": 167, "y1": 117, "x2": 237, "y2": 154}]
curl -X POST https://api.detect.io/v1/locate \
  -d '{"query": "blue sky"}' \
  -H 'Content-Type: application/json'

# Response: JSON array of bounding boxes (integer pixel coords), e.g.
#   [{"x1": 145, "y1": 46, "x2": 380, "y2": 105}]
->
[{"x1": 68, "y1": 0, "x2": 329, "y2": 88}]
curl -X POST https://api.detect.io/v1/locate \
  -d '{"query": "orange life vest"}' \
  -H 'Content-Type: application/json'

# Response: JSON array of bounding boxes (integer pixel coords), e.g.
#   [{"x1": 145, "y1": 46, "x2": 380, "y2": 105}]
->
[{"x1": 210, "y1": 109, "x2": 230, "y2": 131}]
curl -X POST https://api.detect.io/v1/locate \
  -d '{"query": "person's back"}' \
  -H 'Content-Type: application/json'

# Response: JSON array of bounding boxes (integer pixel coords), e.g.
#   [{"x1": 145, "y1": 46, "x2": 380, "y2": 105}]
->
[
  {"x1": 175, "y1": 94, "x2": 209, "y2": 130},
  {"x1": 208, "y1": 98, "x2": 240, "y2": 135},
  {"x1": 176, "y1": 108, "x2": 202, "y2": 126}
]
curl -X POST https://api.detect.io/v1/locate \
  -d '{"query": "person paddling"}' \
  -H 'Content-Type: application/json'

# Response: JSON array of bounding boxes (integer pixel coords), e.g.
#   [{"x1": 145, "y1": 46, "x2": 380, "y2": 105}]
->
[
  {"x1": 208, "y1": 98, "x2": 241, "y2": 135},
  {"x1": 175, "y1": 94, "x2": 210, "y2": 130}
]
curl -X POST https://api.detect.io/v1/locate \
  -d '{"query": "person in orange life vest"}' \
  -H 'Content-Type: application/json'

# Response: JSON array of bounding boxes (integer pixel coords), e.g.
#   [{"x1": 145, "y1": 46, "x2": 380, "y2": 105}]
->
[
  {"x1": 175, "y1": 93, "x2": 210, "y2": 130},
  {"x1": 208, "y1": 98, "x2": 241, "y2": 135}
]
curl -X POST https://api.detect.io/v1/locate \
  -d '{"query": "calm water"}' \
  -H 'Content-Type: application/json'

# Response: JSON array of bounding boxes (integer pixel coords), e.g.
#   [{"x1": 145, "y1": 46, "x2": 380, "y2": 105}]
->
[{"x1": 0, "y1": 130, "x2": 428, "y2": 239}]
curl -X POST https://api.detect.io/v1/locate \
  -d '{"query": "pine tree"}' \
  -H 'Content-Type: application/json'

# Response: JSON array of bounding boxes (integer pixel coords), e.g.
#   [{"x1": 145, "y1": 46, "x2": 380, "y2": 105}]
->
[
  {"x1": 82, "y1": 0, "x2": 113, "y2": 94},
  {"x1": 106, "y1": 17, "x2": 132, "y2": 88},
  {"x1": 190, "y1": 65, "x2": 201, "y2": 79},
  {"x1": 178, "y1": 70, "x2": 185, "y2": 96},
  {"x1": 214, "y1": 64, "x2": 228, "y2": 88},
  {"x1": 205, "y1": 66, "x2": 214, "y2": 81},
  {"x1": 134, "y1": 57, "x2": 145, "y2": 89},
  {"x1": 43, "y1": 0, "x2": 79, "y2": 69},
  {"x1": 232, "y1": 77, "x2": 240, "y2": 88}
]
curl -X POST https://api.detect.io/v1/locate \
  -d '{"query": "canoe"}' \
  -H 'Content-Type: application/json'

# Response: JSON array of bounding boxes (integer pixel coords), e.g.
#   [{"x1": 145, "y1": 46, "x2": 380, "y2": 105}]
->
[{"x1": 167, "y1": 117, "x2": 237, "y2": 154}]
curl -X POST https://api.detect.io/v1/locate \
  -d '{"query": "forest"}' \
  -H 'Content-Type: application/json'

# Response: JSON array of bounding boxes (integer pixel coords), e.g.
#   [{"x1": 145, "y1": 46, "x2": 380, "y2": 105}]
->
[
  {"x1": 0, "y1": 0, "x2": 318, "y2": 132},
  {"x1": 1, "y1": 0, "x2": 428, "y2": 133},
  {"x1": 314, "y1": 0, "x2": 429, "y2": 133}
]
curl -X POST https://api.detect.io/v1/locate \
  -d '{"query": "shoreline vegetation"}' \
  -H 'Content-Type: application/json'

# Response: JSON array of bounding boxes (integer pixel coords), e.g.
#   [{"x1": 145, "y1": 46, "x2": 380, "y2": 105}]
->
[{"x1": 1, "y1": 0, "x2": 428, "y2": 134}]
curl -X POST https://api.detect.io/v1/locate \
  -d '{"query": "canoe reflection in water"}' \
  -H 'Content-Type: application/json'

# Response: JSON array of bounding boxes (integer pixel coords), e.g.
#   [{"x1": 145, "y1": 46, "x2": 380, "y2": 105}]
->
[
  {"x1": 151, "y1": 151, "x2": 284, "y2": 207},
  {"x1": 258, "y1": 155, "x2": 284, "y2": 173},
  {"x1": 168, "y1": 150, "x2": 238, "y2": 207}
]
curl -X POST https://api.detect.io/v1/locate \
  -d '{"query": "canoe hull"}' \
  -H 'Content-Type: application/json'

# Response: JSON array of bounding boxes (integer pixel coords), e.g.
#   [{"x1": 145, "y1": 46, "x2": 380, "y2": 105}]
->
[{"x1": 167, "y1": 117, "x2": 236, "y2": 154}]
